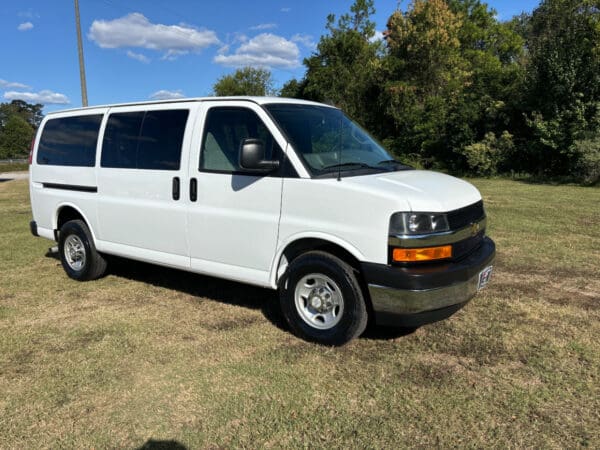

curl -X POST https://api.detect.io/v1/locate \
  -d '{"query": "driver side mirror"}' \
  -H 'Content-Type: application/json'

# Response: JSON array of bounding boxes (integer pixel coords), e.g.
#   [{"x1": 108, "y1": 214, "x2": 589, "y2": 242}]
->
[{"x1": 239, "y1": 138, "x2": 280, "y2": 172}]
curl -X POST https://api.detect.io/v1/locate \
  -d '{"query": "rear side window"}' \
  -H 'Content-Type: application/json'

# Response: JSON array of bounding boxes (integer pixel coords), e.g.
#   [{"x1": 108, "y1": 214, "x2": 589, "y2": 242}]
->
[
  {"x1": 37, "y1": 115, "x2": 103, "y2": 166},
  {"x1": 101, "y1": 109, "x2": 189, "y2": 170}
]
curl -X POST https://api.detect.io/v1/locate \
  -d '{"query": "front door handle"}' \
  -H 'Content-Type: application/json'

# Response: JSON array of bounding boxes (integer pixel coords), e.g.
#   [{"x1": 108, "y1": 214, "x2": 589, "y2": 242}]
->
[
  {"x1": 172, "y1": 177, "x2": 180, "y2": 200},
  {"x1": 190, "y1": 178, "x2": 197, "y2": 202}
]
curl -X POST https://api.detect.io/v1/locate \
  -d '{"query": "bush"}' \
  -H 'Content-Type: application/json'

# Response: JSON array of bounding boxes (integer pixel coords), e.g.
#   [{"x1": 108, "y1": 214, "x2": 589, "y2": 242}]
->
[
  {"x1": 572, "y1": 138, "x2": 600, "y2": 185},
  {"x1": 458, "y1": 131, "x2": 514, "y2": 176}
]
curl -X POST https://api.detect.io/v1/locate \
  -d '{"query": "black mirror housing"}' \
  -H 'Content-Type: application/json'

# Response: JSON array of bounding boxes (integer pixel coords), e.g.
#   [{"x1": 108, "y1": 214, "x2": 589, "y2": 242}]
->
[{"x1": 239, "y1": 138, "x2": 280, "y2": 172}]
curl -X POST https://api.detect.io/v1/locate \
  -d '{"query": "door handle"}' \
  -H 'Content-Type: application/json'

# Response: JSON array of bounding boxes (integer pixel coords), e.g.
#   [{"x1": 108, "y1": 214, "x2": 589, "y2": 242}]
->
[
  {"x1": 172, "y1": 177, "x2": 180, "y2": 200},
  {"x1": 190, "y1": 178, "x2": 197, "y2": 202}
]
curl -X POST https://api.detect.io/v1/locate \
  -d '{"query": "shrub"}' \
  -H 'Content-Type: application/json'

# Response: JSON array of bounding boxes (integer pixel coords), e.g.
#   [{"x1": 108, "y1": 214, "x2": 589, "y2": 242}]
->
[
  {"x1": 571, "y1": 137, "x2": 600, "y2": 185},
  {"x1": 458, "y1": 131, "x2": 514, "y2": 176}
]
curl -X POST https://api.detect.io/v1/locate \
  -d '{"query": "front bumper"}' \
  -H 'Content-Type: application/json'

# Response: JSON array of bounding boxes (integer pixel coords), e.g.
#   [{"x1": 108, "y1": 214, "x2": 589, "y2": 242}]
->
[{"x1": 362, "y1": 237, "x2": 495, "y2": 327}]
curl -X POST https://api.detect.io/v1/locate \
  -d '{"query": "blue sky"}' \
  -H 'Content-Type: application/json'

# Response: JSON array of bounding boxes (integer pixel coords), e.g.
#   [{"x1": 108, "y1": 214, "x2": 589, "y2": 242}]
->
[{"x1": 1, "y1": 0, "x2": 540, "y2": 113}]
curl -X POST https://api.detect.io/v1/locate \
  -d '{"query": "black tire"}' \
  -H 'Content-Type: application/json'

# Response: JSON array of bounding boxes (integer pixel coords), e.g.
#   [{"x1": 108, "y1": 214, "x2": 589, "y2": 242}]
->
[
  {"x1": 279, "y1": 251, "x2": 368, "y2": 345},
  {"x1": 58, "y1": 219, "x2": 107, "y2": 281}
]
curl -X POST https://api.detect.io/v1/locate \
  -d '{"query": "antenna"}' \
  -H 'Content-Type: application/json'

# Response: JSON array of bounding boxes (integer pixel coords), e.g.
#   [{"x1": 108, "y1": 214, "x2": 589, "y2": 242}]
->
[{"x1": 74, "y1": 0, "x2": 88, "y2": 107}]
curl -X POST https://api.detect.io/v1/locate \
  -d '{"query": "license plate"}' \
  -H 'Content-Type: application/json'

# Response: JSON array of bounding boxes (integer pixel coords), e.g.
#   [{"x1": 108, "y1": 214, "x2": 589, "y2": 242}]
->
[{"x1": 478, "y1": 266, "x2": 493, "y2": 290}]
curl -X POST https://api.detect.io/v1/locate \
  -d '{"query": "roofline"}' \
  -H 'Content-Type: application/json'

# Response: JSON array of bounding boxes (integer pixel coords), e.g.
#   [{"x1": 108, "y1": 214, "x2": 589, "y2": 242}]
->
[{"x1": 45, "y1": 96, "x2": 334, "y2": 115}]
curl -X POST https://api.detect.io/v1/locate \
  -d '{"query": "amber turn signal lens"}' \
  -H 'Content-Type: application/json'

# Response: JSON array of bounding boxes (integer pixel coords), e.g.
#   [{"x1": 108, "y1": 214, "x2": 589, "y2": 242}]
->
[{"x1": 392, "y1": 245, "x2": 452, "y2": 262}]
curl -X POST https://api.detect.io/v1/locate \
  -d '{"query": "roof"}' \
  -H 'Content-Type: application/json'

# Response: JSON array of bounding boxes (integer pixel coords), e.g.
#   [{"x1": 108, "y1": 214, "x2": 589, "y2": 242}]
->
[{"x1": 45, "y1": 96, "x2": 333, "y2": 115}]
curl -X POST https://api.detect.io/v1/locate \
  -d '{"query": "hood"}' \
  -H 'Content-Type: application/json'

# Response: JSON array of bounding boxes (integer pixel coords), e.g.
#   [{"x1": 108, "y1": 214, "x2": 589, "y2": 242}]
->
[{"x1": 344, "y1": 170, "x2": 482, "y2": 212}]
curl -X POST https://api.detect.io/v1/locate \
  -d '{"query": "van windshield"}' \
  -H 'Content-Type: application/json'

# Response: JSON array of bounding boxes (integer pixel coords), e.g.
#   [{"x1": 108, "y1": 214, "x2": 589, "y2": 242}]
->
[{"x1": 265, "y1": 104, "x2": 409, "y2": 176}]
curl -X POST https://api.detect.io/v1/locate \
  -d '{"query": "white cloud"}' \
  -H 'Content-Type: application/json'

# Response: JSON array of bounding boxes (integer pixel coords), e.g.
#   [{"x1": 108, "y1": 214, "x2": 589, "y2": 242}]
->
[
  {"x1": 126, "y1": 50, "x2": 150, "y2": 63},
  {"x1": 149, "y1": 89, "x2": 185, "y2": 100},
  {"x1": 369, "y1": 30, "x2": 385, "y2": 43},
  {"x1": 161, "y1": 49, "x2": 188, "y2": 61},
  {"x1": 291, "y1": 33, "x2": 315, "y2": 49},
  {"x1": 214, "y1": 33, "x2": 300, "y2": 69},
  {"x1": 281, "y1": 8, "x2": 291, "y2": 13},
  {"x1": 0, "y1": 79, "x2": 31, "y2": 90},
  {"x1": 4, "y1": 90, "x2": 69, "y2": 105},
  {"x1": 250, "y1": 23, "x2": 277, "y2": 31},
  {"x1": 18, "y1": 9, "x2": 39, "y2": 19},
  {"x1": 88, "y1": 13, "x2": 219, "y2": 59},
  {"x1": 17, "y1": 22, "x2": 34, "y2": 31}
]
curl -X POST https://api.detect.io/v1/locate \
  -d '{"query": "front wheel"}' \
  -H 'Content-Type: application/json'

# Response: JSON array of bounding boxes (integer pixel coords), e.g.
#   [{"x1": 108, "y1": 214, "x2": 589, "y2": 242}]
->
[
  {"x1": 279, "y1": 251, "x2": 368, "y2": 345},
  {"x1": 58, "y1": 219, "x2": 107, "y2": 281}
]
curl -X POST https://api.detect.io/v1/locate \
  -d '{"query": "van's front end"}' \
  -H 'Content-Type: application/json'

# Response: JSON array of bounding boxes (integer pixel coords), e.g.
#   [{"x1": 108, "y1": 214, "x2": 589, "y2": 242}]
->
[
  {"x1": 362, "y1": 192, "x2": 495, "y2": 327},
  {"x1": 266, "y1": 101, "x2": 495, "y2": 336}
]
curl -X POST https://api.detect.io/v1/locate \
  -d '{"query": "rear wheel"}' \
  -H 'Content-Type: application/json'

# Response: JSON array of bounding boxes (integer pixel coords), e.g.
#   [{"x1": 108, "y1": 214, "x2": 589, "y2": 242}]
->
[
  {"x1": 58, "y1": 220, "x2": 107, "y2": 281},
  {"x1": 280, "y1": 251, "x2": 368, "y2": 345}
]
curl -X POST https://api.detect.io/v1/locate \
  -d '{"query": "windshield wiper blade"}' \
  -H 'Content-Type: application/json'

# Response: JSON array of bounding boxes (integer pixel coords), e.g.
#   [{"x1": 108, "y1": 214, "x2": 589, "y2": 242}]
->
[
  {"x1": 321, "y1": 162, "x2": 380, "y2": 171},
  {"x1": 377, "y1": 159, "x2": 413, "y2": 170}
]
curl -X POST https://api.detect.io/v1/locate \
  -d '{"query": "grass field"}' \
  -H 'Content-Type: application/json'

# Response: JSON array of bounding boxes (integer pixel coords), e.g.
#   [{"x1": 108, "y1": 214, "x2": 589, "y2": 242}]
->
[{"x1": 0, "y1": 178, "x2": 599, "y2": 448}]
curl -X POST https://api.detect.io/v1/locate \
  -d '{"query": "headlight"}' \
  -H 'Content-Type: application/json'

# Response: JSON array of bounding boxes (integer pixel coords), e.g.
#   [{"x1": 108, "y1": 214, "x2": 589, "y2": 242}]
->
[{"x1": 389, "y1": 212, "x2": 450, "y2": 235}]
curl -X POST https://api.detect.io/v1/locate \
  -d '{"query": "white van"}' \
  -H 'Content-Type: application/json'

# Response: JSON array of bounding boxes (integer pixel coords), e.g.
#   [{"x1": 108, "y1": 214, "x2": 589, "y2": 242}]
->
[{"x1": 29, "y1": 97, "x2": 494, "y2": 345}]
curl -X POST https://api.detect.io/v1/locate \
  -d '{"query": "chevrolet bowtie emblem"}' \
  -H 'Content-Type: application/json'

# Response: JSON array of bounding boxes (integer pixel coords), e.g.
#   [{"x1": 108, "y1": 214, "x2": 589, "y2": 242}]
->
[{"x1": 470, "y1": 222, "x2": 480, "y2": 236}]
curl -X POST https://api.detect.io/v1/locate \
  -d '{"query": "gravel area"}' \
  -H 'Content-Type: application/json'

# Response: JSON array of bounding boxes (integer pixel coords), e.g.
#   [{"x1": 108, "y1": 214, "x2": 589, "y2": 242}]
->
[{"x1": 0, "y1": 171, "x2": 29, "y2": 181}]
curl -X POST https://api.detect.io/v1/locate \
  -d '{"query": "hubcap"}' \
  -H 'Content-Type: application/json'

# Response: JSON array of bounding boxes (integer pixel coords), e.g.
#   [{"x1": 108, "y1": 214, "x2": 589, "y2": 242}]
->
[
  {"x1": 64, "y1": 235, "x2": 86, "y2": 271},
  {"x1": 294, "y1": 274, "x2": 344, "y2": 330}
]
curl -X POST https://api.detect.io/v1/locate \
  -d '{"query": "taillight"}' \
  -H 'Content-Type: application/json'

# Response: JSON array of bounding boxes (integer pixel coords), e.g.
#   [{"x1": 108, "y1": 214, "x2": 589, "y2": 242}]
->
[{"x1": 28, "y1": 137, "x2": 35, "y2": 165}]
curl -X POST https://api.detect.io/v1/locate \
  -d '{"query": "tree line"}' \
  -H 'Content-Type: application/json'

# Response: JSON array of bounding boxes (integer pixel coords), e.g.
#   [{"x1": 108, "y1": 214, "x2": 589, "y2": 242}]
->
[
  {"x1": 215, "y1": 0, "x2": 600, "y2": 184},
  {"x1": 3, "y1": 0, "x2": 597, "y2": 183}
]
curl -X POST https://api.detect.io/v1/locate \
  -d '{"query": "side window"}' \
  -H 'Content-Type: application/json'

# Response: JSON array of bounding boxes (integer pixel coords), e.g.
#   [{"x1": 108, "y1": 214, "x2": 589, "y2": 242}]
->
[
  {"x1": 199, "y1": 107, "x2": 281, "y2": 173},
  {"x1": 137, "y1": 110, "x2": 189, "y2": 170},
  {"x1": 101, "y1": 112, "x2": 143, "y2": 169},
  {"x1": 37, "y1": 115, "x2": 103, "y2": 166},
  {"x1": 101, "y1": 109, "x2": 189, "y2": 170}
]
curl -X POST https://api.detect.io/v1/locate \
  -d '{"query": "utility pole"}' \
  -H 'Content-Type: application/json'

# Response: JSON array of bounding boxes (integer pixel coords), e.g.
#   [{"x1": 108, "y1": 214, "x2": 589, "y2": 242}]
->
[{"x1": 74, "y1": 0, "x2": 88, "y2": 107}]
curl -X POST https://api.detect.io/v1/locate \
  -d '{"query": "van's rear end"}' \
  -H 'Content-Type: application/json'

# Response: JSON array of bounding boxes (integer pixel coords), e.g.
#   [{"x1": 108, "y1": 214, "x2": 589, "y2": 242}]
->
[{"x1": 29, "y1": 109, "x2": 106, "y2": 242}]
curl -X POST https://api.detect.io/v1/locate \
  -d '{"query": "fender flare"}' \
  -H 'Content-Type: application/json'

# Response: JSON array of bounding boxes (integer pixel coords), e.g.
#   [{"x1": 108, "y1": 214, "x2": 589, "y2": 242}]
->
[
  {"x1": 268, "y1": 232, "x2": 366, "y2": 289},
  {"x1": 54, "y1": 202, "x2": 98, "y2": 243}
]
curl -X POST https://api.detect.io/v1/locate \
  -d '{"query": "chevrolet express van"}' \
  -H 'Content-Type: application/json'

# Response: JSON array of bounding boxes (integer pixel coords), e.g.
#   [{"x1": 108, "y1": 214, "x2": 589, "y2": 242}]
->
[{"x1": 29, "y1": 97, "x2": 495, "y2": 345}]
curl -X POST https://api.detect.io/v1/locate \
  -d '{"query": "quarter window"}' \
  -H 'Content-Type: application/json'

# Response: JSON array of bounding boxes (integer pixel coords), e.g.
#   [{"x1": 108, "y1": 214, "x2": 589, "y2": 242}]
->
[
  {"x1": 37, "y1": 115, "x2": 103, "y2": 167},
  {"x1": 200, "y1": 107, "x2": 281, "y2": 173}
]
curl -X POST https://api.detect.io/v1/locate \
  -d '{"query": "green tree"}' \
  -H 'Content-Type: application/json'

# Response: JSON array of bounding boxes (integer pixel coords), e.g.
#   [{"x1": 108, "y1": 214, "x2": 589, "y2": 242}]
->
[
  {"x1": 524, "y1": 0, "x2": 600, "y2": 177},
  {"x1": 0, "y1": 100, "x2": 44, "y2": 129},
  {"x1": 212, "y1": 67, "x2": 276, "y2": 96},
  {"x1": 300, "y1": 0, "x2": 382, "y2": 129},
  {"x1": 445, "y1": 1, "x2": 525, "y2": 170},
  {"x1": 279, "y1": 78, "x2": 306, "y2": 99},
  {"x1": 381, "y1": 0, "x2": 468, "y2": 166},
  {"x1": 0, "y1": 114, "x2": 34, "y2": 159}
]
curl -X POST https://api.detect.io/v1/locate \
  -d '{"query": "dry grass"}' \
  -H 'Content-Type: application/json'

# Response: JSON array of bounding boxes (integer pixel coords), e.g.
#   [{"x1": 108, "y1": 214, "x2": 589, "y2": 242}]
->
[{"x1": 0, "y1": 178, "x2": 599, "y2": 448}]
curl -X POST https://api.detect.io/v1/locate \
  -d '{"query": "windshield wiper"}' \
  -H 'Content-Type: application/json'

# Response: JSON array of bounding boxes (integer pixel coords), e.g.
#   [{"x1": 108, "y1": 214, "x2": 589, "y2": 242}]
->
[
  {"x1": 377, "y1": 159, "x2": 413, "y2": 170},
  {"x1": 321, "y1": 162, "x2": 381, "y2": 172}
]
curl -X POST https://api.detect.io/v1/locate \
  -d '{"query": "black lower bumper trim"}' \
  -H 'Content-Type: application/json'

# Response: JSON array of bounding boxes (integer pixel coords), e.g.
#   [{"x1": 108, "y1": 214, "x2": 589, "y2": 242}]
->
[
  {"x1": 361, "y1": 237, "x2": 495, "y2": 291},
  {"x1": 375, "y1": 301, "x2": 468, "y2": 327}
]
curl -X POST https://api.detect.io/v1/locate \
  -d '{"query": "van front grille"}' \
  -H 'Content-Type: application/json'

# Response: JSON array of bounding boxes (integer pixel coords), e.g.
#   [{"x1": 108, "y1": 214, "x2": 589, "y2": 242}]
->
[
  {"x1": 447, "y1": 201, "x2": 485, "y2": 230},
  {"x1": 452, "y1": 231, "x2": 485, "y2": 260}
]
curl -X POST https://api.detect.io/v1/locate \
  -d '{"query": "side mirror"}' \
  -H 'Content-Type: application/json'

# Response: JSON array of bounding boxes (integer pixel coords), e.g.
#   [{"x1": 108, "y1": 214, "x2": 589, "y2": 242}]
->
[{"x1": 239, "y1": 138, "x2": 280, "y2": 172}]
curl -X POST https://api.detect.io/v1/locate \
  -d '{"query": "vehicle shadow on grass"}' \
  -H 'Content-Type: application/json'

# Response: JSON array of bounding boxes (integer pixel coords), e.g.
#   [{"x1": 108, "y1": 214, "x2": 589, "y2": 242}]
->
[
  {"x1": 46, "y1": 250, "x2": 418, "y2": 342},
  {"x1": 135, "y1": 439, "x2": 187, "y2": 450}
]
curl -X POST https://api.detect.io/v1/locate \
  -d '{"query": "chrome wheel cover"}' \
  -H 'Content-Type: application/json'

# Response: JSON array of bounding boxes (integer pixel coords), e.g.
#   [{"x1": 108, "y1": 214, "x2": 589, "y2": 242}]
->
[
  {"x1": 64, "y1": 235, "x2": 86, "y2": 271},
  {"x1": 294, "y1": 273, "x2": 344, "y2": 330}
]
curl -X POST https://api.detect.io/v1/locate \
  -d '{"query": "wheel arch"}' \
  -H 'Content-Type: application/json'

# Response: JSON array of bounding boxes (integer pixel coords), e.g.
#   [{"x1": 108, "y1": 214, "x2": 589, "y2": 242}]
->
[
  {"x1": 270, "y1": 233, "x2": 366, "y2": 288},
  {"x1": 54, "y1": 203, "x2": 97, "y2": 243}
]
